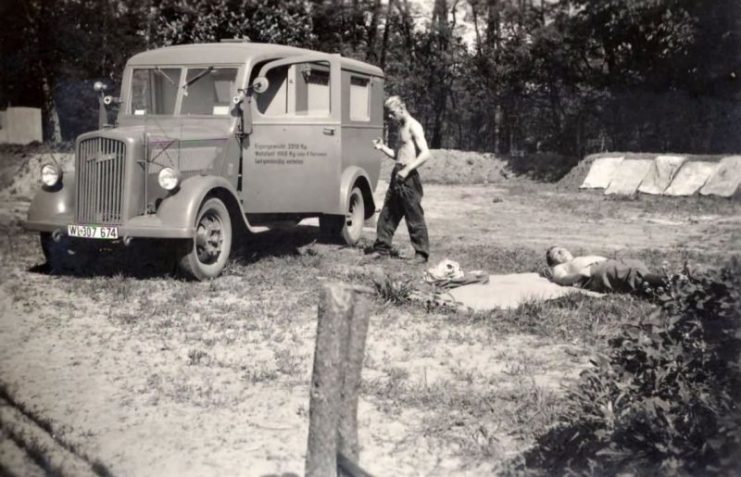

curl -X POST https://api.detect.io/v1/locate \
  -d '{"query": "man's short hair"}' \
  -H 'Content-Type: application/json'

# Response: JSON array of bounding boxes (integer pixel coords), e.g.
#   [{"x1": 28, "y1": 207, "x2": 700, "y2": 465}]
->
[
  {"x1": 545, "y1": 246, "x2": 560, "y2": 267},
  {"x1": 384, "y1": 95, "x2": 406, "y2": 111}
]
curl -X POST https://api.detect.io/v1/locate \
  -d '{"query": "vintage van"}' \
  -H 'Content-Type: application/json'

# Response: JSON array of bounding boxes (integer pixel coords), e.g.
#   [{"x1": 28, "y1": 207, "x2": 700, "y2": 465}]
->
[{"x1": 26, "y1": 42, "x2": 384, "y2": 279}]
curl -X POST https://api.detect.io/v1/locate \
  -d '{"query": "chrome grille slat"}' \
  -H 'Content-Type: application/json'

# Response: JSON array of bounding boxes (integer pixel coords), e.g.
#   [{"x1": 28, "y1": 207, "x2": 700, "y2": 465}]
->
[{"x1": 76, "y1": 137, "x2": 126, "y2": 225}]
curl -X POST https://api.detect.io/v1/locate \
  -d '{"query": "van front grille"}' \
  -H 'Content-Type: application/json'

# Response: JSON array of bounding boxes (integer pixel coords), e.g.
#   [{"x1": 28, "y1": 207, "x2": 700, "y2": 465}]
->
[{"x1": 75, "y1": 137, "x2": 126, "y2": 224}]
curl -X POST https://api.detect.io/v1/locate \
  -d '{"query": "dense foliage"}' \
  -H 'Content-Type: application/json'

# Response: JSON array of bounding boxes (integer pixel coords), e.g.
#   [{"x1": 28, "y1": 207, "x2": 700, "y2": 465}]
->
[
  {"x1": 1, "y1": 0, "x2": 739, "y2": 158},
  {"x1": 520, "y1": 259, "x2": 741, "y2": 476}
]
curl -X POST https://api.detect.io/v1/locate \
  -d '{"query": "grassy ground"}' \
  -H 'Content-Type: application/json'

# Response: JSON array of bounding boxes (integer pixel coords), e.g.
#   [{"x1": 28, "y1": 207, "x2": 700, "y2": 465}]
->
[{"x1": 0, "y1": 149, "x2": 739, "y2": 475}]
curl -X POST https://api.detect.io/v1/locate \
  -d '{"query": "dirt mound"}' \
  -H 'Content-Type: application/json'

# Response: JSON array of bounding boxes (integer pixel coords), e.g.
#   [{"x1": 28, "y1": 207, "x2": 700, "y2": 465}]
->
[
  {"x1": 0, "y1": 148, "x2": 74, "y2": 226},
  {"x1": 380, "y1": 148, "x2": 511, "y2": 185},
  {"x1": 0, "y1": 152, "x2": 74, "y2": 202}
]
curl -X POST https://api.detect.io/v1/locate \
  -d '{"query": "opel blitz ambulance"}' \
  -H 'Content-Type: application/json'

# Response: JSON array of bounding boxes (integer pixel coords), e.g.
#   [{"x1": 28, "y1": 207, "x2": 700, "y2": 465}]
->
[{"x1": 26, "y1": 42, "x2": 384, "y2": 279}]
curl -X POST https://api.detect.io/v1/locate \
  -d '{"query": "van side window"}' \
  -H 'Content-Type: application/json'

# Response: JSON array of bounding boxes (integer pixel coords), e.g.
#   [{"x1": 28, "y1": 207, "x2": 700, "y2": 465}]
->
[
  {"x1": 296, "y1": 63, "x2": 330, "y2": 116},
  {"x1": 181, "y1": 67, "x2": 239, "y2": 116},
  {"x1": 256, "y1": 65, "x2": 289, "y2": 116},
  {"x1": 256, "y1": 61, "x2": 331, "y2": 118},
  {"x1": 349, "y1": 76, "x2": 370, "y2": 121}
]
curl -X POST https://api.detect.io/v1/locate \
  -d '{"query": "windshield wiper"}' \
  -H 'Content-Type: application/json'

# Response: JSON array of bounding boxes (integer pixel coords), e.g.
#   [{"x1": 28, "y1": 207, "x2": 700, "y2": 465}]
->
[{"x1": 184, "y1": 66, "x2": 215, "y2": 89}]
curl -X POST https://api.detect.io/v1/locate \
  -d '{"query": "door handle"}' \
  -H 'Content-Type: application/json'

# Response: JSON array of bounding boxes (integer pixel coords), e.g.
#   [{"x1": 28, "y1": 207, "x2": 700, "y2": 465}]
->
[{"x1": 323, "y1": 127, "x2": 335, "y2": 136}]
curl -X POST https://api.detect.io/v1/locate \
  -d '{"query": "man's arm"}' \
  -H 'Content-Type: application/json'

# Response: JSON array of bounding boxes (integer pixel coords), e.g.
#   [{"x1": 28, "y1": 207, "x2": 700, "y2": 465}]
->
[
  {"x1": 372, "y1": 138, "x2": 396, "y2": 159},
  {"x1": 397, "y1": 120, "x2": 431, "y2": 179}
]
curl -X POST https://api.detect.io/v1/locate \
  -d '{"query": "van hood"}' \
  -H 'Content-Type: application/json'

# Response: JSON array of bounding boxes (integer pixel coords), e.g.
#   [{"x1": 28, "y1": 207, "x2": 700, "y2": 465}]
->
[{"x1": 79, "y1": 121, "x2": 235, "y2": 144}]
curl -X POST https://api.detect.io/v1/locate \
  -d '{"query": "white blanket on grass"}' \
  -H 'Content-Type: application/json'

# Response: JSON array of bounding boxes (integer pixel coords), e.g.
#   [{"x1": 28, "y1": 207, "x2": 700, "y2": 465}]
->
[{"x1": 446, "y1": 272, "x2": 602, "y2": 311}]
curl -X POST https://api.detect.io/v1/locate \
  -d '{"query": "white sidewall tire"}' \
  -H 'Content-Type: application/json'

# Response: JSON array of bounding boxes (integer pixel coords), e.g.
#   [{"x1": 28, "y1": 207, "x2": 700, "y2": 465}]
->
[{"x1": 341, "y1": 187, "x2": 365, "y2": 245}]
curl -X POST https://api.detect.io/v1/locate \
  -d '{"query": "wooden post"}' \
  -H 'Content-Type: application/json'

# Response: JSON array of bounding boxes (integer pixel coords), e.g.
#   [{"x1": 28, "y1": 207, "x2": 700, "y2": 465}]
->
[
  {"x1": 338, "y1": 295, "x2": 370, "y2": 462},
  {"x1": 305, "y1": 283, "x2": 372, "y2": 477}
]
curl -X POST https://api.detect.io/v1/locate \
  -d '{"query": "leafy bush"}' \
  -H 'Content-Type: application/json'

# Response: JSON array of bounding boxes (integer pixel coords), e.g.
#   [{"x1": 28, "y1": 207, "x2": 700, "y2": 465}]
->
[{"x1": 519, "y1": 259, "x2": 741, "y2": 476}]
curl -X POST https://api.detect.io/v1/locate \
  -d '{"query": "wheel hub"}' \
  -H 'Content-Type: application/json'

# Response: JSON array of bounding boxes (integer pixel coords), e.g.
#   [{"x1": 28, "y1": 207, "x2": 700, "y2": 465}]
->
[
  {"x1": 196, "y1": 214, "x2": 223, "y2": 264},
  {"x1": 345, "y1": 194, "x2": 362, "y2": 232}
]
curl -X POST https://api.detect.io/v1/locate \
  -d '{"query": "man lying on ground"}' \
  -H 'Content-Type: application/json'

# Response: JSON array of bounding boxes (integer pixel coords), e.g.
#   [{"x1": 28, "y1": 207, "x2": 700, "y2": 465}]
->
[{"x1": 545, "y1": 246, "x2": 667, "y2": 294}]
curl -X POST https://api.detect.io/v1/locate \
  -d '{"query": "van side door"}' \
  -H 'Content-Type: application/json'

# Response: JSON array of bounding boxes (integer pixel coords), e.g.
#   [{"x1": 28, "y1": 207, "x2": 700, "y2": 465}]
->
[{"x1": 243, "y1": 56, "x2": 341, "y2": 214}]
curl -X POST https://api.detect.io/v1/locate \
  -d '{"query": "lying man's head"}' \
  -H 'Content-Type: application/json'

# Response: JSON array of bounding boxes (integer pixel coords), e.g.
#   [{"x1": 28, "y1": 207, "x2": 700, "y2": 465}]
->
[{"x1": 546, "y1": 246, "x2": 574, "y2": 267}]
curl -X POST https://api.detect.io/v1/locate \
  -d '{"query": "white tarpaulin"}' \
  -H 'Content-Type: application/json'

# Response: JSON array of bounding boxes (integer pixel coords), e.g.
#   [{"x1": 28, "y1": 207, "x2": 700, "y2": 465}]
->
[
  {"x1": 447, "y1": 273, "x2": 601, "y2": 311},
  {"x1": 637, "y1": 155, "x2": 687, "y2": 195},
  {"x1": 0, "y1": 107, "x2": 42, "y2": 145},
  {"x1": 664, "y1": 161, "x2": 719, "y2": 196},
  {"x1": 580, "y1": 156, "x2": 624, "y2": 189},
  {"x1": 604, "y1": 159, "x2": 653, "y2": 195},
  {"x1": 700, "y1": 156, "x2": 741, "y2": 197}
]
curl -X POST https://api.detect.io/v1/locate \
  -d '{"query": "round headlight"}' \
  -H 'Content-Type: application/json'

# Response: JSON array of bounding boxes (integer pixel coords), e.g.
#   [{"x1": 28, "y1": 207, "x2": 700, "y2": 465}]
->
[
  {"x1": 41, "y1": 164, "x2": 62, "y2": 187},
  {"x1": 158, "y1": 167, "x2": 180, "y2": 191}
]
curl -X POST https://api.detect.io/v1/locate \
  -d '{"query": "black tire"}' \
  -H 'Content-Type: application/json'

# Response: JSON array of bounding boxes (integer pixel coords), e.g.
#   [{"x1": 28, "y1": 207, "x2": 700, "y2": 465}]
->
[
  {"x1": 320, "y1": 186, "x2": 365, "y2": 245},
  {"x1": 177, "y1": 197, "x2": 233, "y2": 280}
]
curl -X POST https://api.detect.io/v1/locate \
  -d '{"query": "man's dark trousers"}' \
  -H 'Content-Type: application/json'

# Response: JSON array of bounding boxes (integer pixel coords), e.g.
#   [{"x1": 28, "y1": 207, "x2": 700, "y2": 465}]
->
[{"x1": 372, "y1": 164, "x2": 429, "y2": 259}]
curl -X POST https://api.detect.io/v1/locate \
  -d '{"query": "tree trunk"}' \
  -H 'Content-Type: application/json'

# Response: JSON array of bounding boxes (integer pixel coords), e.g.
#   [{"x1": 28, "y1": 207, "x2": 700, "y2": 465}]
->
[
  {"x1": 494, "y1": 103, "x2": 502, "y2": 154},
  {"x1": 379, "y1": 0, "x2": 395, "y2": 68},
  {"x1": 41, "y1": 74, "x2": 62, "y2": 143},
  {"x1": 365, "y1": 0, "x2": 382, "y2": 62},
  {"x1": 470, "y1": 0, "x2": 483, "y2": 56},
  {"x1": 23, "y1": 0, "x2": 62, "y2": 143}
]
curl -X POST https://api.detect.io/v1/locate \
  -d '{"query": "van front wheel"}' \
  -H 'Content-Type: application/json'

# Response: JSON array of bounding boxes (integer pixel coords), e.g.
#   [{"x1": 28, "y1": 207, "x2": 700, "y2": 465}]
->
[
  {"x1": 320, "y1": 186, "x2": 365, "y2": 245},
  {"x1": 177, "y1": 197, "x2": 232, "y2": 280}
]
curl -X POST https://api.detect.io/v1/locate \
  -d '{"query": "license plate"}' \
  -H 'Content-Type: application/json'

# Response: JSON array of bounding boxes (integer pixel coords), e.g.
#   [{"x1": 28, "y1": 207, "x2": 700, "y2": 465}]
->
[{"x1": 68, "y1": 225, "x2": 119, "y2": 240}]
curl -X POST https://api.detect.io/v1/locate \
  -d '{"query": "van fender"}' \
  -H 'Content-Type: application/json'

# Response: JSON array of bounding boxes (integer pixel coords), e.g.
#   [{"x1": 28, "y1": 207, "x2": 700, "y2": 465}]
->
[
  {"x1": 339, "y1": 166, "x2": 376, "y2": 220},
  {"x1": 26, "y1": 176, "x2": 76, "y2": 230},
  {"x1": 156, "y1": 175, "x2": 254, "y2": 233}
]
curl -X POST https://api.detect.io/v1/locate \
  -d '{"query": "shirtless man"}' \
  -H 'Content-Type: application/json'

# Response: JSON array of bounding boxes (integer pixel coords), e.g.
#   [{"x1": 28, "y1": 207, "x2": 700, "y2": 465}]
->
[
  {"x1": 367, "y1": 96, "x2": 432, "y2": 263},
  {"x1": 546, "y1": 246, "x2": 666, "y2": 293}
]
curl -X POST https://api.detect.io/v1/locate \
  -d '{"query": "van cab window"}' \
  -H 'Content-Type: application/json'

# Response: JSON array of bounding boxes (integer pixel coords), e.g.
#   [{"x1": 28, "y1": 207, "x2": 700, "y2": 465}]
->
[
  {"x1": 181, "y1": 67, "x2": 239, "y2": 116},
  {"x1": 256, "y1": 61, "x2": 331, "y2": 118},
  {"x1": 131, "y1": 67, "x2": 181, "y2": 115}
]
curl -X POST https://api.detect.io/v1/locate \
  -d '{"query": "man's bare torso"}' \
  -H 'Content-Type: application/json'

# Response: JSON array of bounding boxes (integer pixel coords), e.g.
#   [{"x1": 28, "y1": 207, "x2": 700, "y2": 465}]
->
[
  {"x1": 395, "y1": 118, "x2": 421, "y2": 165},
  {"x1": 552, "y1": 255, "x2": 608, "y2": 285}
]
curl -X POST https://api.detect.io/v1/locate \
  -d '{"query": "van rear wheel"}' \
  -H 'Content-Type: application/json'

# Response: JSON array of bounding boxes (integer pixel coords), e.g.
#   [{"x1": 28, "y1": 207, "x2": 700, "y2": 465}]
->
[
  {"x1": 177, "y1": 197, "x2": 232, "y2": 280},
  {"x1": 320, "y1": 186, "x2": 365, "y2": 245}
]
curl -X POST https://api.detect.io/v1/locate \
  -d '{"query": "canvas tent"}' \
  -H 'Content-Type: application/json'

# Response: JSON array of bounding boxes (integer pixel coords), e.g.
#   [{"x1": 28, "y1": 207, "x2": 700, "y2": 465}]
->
[
  {"x1": 580, "y1": 156, "x2": 624, "y2": 189},
  {"x1": 700, "y1": 156, "x2": 741, "y2": 197},
  {"x1": 604, "y1": 159, "x2": 653, "y2": 195},
  {"x1": 637, "y1": 155, "x2": 687, "y2": 195},
  {"x1": 664, "y1": 161, "x2": 719, "y2": 196}
]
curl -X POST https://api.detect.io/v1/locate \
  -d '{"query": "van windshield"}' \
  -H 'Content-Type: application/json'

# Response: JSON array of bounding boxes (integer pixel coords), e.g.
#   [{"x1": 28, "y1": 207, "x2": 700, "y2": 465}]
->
[
  {"x1": 129, "y1": 66, "x2": 239, "y2": 116},
  {"x1": 131, "y1": 67, "x2": 181, "y2": 115},
  {"x1": 181, "y1": 67, "x2": 238, "y2": 116}
]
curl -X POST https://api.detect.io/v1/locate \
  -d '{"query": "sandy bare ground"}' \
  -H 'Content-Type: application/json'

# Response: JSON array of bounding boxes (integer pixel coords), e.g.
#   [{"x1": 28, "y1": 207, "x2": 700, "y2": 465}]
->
[{"x1": 0, "y1": 180, "x2": 739, "y2": 476}]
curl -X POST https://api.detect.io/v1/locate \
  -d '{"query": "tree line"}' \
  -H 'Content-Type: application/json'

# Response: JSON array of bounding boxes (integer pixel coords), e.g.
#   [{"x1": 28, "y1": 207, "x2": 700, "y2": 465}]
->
[{"x1": 1, "y1": 0, "x2": 739, "y2": 159}]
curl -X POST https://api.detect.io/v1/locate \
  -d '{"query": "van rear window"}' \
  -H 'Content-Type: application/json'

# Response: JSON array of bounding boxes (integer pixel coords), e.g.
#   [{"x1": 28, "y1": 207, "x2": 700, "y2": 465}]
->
[{"x1": 350, "y1": 76, "x2": 370, "y2": 121}]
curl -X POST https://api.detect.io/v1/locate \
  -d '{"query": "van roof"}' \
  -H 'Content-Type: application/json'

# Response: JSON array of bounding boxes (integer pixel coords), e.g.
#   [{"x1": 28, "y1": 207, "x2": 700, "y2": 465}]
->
[{"x1": 128, "y1": 42, "x2": 384, "y2": 77}]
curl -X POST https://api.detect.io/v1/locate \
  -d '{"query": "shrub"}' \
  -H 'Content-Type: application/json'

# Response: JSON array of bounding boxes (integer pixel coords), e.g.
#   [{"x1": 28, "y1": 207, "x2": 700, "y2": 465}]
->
[
  {"x1": 518, "y1": 259, "x2": 741, "y2": 476},
  {"x1": 371, "y1": 271, "x2": 413, "y2": 305}
]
